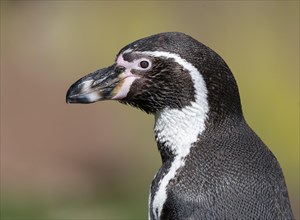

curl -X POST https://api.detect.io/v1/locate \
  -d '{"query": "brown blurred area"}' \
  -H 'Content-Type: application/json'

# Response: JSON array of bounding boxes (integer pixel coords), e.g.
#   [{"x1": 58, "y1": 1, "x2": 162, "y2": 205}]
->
[{"x1": 1, "y1": 1, "x2": 299, "y2": 219}]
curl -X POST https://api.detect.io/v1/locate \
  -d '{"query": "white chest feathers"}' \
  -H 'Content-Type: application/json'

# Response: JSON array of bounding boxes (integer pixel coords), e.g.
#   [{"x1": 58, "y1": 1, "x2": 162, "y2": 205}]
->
[{"x1": 155, "y1": 102, "x2": 208, "y2": 154}]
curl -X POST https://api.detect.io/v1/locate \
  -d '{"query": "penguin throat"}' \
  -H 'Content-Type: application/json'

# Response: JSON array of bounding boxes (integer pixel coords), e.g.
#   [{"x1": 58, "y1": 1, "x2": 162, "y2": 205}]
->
[{"x1": 154, "y1": 103, "x2": 207, "y2": 155}]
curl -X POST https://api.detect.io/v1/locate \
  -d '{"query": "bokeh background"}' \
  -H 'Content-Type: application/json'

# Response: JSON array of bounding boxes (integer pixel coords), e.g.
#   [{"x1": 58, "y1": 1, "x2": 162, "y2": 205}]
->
[{"x1": 1, "y1": 1, "x2": 299, "y2": 219}]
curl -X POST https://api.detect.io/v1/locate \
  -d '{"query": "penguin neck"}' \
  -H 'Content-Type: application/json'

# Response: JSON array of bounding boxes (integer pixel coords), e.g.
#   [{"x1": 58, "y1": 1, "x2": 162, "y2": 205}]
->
[{"x1": 154, "y1": 102, "x2": 208, "y2": 162}]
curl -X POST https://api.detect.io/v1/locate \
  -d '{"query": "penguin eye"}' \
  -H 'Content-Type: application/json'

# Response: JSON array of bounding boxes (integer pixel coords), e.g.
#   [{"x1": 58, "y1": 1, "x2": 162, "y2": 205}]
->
[{"x1": 139, "y1": 60, "x2": 150, "y2": 69}]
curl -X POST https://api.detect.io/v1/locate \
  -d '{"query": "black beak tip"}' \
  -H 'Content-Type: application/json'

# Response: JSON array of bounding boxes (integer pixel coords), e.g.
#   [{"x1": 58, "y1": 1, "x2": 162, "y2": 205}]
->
[
  {"x1": 66, "y1": 83, "x2": 80, "y2": 104},
  {"x1": 66, "y1": 84, "x2": 97, "y2": 104},
  {"x1": 66, "y1": 95, "x2": 72, "y2": 104}
]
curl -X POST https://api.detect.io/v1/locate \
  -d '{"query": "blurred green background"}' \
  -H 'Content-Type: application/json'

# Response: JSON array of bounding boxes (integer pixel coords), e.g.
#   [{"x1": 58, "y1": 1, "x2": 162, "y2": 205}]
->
[{"x1": 1, "y1": 1, "x2": 299, "y2": 219}]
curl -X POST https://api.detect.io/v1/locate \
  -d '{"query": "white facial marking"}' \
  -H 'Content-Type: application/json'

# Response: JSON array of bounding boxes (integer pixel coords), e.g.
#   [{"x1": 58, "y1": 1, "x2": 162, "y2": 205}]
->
[
  {"x1": 122, "y1": 48, "x2": 133, "y2": 54},
  {"x1": 134, "y1": 51, "x2": 209, "y2": 220},
  {"x1": 116, "y1": 52, "x2": 152, "y2": 72},
  {"x1": 112, "y1": 51, "x2": 152, "y2": 100},
  {"x1": 112, "y1": 76, "x2": 137, "y2": 100},
  {"x1": 112, "y1": 53, "x2": 138, "y2": 99}
]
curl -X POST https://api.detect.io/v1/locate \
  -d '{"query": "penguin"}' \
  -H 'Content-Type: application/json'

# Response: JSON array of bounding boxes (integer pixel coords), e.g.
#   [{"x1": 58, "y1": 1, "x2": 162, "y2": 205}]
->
[{"x1": 66, "y1": 32, "x2": 294, "y2": 220}]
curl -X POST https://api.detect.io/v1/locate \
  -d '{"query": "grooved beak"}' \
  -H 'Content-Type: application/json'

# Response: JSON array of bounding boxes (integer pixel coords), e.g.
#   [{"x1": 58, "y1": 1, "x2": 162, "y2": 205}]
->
[{"x1": 66, "y1": 64, "x2": 122, "y2": 104}]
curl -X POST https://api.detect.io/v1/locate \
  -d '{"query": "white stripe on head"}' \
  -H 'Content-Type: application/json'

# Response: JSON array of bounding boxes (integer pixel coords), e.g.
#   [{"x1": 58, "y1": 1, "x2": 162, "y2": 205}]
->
[{"x1": 133, "y1": 51, "x2": 209, "y2": 220}]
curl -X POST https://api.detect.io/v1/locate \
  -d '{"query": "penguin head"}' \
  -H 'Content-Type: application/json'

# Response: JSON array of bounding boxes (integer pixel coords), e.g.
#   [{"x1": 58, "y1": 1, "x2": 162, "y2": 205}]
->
[{"x1": 67, "y1": 32, "x2": 242, "y2": 120}]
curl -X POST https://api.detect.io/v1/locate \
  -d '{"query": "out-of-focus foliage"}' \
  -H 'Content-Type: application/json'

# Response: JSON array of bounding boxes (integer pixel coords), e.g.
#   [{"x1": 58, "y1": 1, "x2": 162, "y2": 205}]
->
[{"x1": 1, "y1": 1, "x2": 299, "y2": 219}]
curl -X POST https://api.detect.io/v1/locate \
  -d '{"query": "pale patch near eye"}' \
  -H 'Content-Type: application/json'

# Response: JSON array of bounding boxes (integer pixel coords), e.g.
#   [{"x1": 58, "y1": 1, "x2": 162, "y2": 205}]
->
[
  {"x1": 112, "y1": 51, "x2": 151, "y2": 100},
  {"x1": 112, "y1": 76, "x2": 138, "y2": 100},
  {"x1": 136, "y1": 59, "x2": 152, "y2": 71},
  {"x1": 116, "y1": 52, "x2": 152, "y2": 72}
]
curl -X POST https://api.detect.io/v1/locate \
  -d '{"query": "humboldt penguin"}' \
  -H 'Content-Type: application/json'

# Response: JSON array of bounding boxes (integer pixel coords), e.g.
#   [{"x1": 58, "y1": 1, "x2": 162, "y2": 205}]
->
[{"x1": 66, "y1": 32, "x2": 294, "y2": 220}]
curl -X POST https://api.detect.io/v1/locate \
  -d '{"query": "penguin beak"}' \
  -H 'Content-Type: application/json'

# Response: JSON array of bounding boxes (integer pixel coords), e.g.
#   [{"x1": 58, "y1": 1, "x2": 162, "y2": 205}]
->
[{"x1": 66, "y1": 64, "x2": 124, "y2": 104}]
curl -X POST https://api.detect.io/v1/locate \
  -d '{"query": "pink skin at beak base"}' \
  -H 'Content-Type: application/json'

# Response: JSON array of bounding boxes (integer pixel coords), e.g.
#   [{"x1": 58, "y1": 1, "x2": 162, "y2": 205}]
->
[{"x1": 112, "y1": 54, "x2": 140, "y2": 100}]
